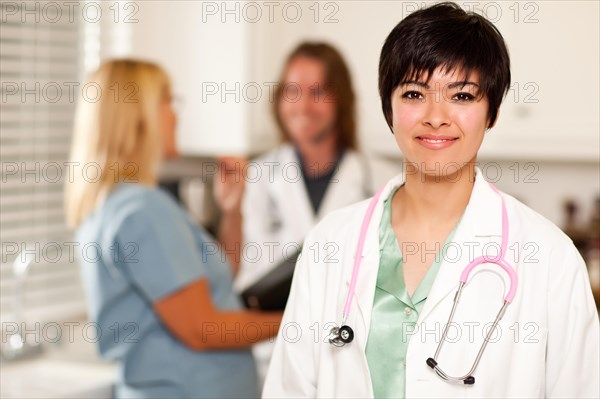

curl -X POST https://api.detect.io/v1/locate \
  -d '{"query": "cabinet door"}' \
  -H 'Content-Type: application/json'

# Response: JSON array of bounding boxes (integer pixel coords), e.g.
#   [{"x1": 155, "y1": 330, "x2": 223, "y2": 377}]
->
[
  {"x1": 103, "y1": 2, "x2": 253, "y2": 156},
  {"x1": 479, "y1": 1, "x2": 599, "y2": 161}
]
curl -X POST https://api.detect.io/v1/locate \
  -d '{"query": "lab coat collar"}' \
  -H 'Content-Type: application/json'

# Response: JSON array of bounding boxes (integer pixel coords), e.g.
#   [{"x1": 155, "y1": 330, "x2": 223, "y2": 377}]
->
[
  {"x1": 271, "y1": 144, "x2": 366, "y2": 232},
  {"x1": 352, "y1": 166, "x2": 504, "y2": 344},
  {"x1": 318, "y1": 151, "x2": 361, "y2": 220},
  {"x1": 270, "y1": 145, "x2": 316, "y2": 235},
  {"x1": 358, "y1": 166, "x2": 502, "y2": 254}
]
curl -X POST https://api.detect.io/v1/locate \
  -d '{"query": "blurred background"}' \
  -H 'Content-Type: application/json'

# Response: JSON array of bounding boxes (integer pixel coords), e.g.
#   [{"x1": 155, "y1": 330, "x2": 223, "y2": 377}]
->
[{"x1": 1, "y1": 0, "x2": 599, "y2": 397}]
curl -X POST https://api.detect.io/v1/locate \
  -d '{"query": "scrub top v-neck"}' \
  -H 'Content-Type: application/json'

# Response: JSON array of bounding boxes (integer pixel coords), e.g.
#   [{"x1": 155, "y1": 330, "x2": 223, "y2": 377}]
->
[{"x1": 365, "y1": 186, "x2": 463, "y2": 398}]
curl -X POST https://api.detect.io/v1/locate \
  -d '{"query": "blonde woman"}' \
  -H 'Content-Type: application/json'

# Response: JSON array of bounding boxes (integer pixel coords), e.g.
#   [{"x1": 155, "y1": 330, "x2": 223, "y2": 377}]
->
[{"x1": 66, "y1": 60, "x2": 282, "y2": 398}]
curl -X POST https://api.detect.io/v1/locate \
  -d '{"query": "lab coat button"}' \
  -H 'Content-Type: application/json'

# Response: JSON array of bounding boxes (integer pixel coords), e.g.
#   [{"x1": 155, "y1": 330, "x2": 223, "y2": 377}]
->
[{"x1": 404, "y1": 307, "x2": 412, "y2": 316}]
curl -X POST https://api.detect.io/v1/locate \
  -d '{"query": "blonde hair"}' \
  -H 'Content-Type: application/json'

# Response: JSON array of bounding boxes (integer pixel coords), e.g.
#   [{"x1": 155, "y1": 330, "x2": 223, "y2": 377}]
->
[{"x1": 65, "y1": 59, "x2": 170, "y2": 228}]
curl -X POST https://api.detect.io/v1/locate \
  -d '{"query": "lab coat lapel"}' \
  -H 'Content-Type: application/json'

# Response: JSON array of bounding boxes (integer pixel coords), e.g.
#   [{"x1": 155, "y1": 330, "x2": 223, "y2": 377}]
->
[
  {"x1": 272, "y1": 145, "x2": 316, "y2": 237},
  {"x1": 418, "y1": 167, "x2": 504, "y2": 323},
  {"x1": 351, "y1": 174, "x2": 406, "y2": 346},
  {"x1": 317, "y1": 152, "x2": 358, "y2": 219}
]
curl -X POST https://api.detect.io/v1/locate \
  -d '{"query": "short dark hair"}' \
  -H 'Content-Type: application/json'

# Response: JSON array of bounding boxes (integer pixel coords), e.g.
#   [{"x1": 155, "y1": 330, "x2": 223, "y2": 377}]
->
[{"x1": 378, "y1": 2, "x2": 511, "y2": 130}]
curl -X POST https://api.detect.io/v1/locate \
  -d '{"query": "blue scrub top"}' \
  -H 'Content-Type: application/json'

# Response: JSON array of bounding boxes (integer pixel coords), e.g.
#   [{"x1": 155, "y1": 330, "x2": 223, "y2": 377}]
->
[{"x1": 76, "y1": 183, "x2": 258, "y2": 398}]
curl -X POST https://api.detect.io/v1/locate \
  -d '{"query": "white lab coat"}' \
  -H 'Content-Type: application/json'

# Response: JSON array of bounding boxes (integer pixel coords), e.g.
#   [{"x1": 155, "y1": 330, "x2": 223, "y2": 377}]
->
[
  {"x1": 263, "y1": 167, "x2": 600, "y2": 398},
  {"x1": 234, "y1": 143, "x2": 372, "y2": 381}
]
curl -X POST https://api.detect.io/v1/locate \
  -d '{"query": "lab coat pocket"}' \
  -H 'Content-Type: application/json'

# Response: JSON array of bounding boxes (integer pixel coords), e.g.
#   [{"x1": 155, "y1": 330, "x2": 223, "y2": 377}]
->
[{"x1": 325, "y1": 339, "x2": 374, "y2": 398}]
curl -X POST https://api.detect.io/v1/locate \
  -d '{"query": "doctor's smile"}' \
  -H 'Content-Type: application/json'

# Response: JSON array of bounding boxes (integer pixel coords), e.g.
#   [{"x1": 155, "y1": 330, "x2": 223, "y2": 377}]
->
[{"x1": 415, "y1": 135, "x2": 459, "y2": 150}]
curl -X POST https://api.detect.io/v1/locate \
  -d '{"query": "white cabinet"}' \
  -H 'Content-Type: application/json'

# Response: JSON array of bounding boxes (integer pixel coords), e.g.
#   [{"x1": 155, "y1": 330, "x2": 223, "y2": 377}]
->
[{"x1": 480, "y1": 0, "x2": 600, "y2": 161}]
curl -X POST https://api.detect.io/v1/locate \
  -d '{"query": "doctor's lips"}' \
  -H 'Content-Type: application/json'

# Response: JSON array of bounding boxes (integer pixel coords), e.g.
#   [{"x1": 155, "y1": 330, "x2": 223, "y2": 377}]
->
[{"x1": 416, "y1": 134, "x2": 458, "y2": 150}]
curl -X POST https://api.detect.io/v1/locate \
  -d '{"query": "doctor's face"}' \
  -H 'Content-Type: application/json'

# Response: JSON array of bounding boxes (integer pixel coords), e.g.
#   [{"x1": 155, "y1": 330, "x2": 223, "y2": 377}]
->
[
  {"x1": 278, "y1": 56, "x2": 337, "y2": 149},
  {"x1": 391, "y1": 68, "x2": 491, "y2": 177}
]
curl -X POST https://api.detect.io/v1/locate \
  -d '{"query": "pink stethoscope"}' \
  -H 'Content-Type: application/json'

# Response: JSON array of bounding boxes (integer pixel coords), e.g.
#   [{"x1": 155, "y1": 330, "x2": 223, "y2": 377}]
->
[{"x1": 327, "y1": 182, "x2": 518, "y2": 385}]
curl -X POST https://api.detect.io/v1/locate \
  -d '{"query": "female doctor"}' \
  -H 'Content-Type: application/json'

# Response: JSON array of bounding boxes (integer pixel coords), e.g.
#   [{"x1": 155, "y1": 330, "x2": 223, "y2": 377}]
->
[{"x1": 263, "y1": 3, "x2": 600, "y2": 398}]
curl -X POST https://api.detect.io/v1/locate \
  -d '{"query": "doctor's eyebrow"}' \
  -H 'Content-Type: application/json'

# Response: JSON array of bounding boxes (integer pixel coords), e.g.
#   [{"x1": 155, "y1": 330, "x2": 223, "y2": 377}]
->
[
  {"x1": 447, "y1": 81, "x2": 480, "y2": 89},
  {"x1": 399, "y1": 80, "x2": 480, "y2": 89}
]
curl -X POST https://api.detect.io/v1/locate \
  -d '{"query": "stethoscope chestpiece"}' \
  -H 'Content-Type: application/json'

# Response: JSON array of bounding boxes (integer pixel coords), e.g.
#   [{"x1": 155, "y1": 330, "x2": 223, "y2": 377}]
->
[
  {"x1": 338, "y1": 325, "x2": 354, "y2": 344},
  {"x1": 328, "y1": 325, "x2": 354, "y2": 347}
]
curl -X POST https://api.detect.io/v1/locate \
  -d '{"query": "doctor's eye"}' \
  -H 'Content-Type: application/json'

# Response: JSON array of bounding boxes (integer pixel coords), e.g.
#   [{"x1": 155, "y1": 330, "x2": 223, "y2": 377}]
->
[
  {"x1": 402, "y1": 91, "x2": 424, "y2": 102},
  {"x1": 310, "y1": 86, "x2": 325, "y2": 98},
  {"x1": 452, "y1": 92, "x2": 476, "y2": 102},
  {"x1": 282, "y1": 84, "x2": 300, "y2": 101}
]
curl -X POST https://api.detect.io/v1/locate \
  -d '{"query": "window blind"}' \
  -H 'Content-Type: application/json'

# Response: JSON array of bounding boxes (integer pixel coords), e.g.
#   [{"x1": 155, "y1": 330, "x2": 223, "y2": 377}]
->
[{"x1": 1, "y1": 1, "x2": 86, "y2": 324}]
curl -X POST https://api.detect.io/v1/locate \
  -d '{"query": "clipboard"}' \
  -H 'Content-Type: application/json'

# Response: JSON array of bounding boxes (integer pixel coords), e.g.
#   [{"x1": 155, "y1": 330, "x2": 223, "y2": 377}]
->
[{"x1": 241, "y1": 250, "x2": 300, "y2": 311}]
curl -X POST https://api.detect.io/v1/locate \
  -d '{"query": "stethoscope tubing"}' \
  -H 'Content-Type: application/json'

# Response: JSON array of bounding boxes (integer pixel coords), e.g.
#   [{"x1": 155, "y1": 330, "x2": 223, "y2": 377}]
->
[
  {"x1": 427, "y1": 182, "x2": 517, "y2": 383},
  {"x1": 340, "y1": 187, "x2": 386, "y2": 325}
]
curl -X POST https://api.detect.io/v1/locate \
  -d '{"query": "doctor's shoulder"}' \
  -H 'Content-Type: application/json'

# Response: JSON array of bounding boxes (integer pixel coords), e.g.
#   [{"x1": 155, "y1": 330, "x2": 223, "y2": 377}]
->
[
  {"x1": 500, "y1": 193, "x2": 600, "y2": 397},
  {"x1": 499, "y1": 190, "x2": 588, "y2": 275},
  {"x1": 247, "y1": 143, "x2": 292, "y2": 179},
  {"x1": 251, "y1": 144, "x2": 284, "y2": 164},
  {"x1": 339, "y1": 149, "x2": 374, "y2": 196}
]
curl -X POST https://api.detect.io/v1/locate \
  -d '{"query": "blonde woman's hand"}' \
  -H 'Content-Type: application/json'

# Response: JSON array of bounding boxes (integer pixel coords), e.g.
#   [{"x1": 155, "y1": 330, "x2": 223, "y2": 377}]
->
[{"x1": 213, "y1": 156, "x2": 247, "y2": 215}]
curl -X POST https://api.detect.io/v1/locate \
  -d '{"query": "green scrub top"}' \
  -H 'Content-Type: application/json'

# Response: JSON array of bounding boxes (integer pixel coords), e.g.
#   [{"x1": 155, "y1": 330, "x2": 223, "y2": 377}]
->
[{"x1": 365, "y1": 186, "x2": 462, "y2": 398}]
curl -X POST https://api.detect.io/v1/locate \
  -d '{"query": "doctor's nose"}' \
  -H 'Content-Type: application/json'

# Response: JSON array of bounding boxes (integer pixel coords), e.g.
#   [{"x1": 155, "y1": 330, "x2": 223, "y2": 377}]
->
[
  {"x1": 296, "y1": 88, "x2": 314, "y2": 111},
  {"x1": 422, "y1": 100, "x2": 451, "y2": 129}
]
